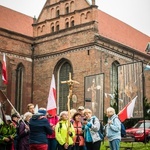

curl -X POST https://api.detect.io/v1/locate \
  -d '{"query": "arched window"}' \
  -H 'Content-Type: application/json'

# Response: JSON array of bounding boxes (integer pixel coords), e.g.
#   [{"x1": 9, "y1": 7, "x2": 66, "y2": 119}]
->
[
  {"x1": 111, "y1": 61, "x2": 119, "y2": 94},
  {"x1": 56, "y1": 60, "x2": 73, "y2": 113},
  {"x1": 56, "y1": 6, "x2": 60, "y2": 17},
  {"x1": 66, "y1": 22, "x2": 69, "y2": 28},
  {"x1": 56, "y1": 21, "x2": 59, "y2": 31},
  {"x1": 51, "y1": 23, "x2": 54, "y2": 32},
  {"x1": 65, "y1": 3, "x2": 69, "y2": 14},
  {"x1": 70, "y1": 17, "x2": 74, "y2": 27},
  {"x1": 15, "y1": 63, "x2": 24, "y2": 113}
]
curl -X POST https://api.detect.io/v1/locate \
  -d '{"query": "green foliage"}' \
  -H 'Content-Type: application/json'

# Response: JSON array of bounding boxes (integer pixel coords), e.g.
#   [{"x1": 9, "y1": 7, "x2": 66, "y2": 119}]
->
[{"x1": 100, "y1": 140, "x2": 150, "y2": 150}]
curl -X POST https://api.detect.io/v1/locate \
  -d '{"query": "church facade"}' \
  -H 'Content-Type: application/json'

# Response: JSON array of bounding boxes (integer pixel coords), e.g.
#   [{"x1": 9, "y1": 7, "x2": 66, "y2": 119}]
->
[{"x1": 0, "y1": 0, "x2": 150, "y2": 119}]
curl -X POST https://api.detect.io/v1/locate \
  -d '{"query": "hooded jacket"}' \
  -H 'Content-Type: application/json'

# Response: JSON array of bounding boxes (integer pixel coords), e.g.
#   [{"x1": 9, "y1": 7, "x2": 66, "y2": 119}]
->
[
  {"x1": 106, "y1": 114, "x2": 121, "y2": 141},
  {"x1": 29, "y1": 113, "x2": 52, "y2": 144},
  {"x1": 55, "y1": 120, "x2": 75, "y2": 145}
]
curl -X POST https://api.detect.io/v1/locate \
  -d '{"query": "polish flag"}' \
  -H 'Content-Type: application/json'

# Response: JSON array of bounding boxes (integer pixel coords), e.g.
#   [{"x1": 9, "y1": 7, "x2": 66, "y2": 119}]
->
[
  {"x1": 47, "y1": 74, "x2": 57, "y2": 116},
  {"x1": 118, "y1": 96, "x2": 138, "y2": 122},
  {"x1": 2, "y1": 54, "x2": 8, "y2": 84}
]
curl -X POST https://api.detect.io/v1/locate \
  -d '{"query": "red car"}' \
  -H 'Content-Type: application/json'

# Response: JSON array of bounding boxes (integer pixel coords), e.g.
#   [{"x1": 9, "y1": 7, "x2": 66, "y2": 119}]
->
[{"x1": 126, "y1": 120, "x2": 150, "y2": 142}]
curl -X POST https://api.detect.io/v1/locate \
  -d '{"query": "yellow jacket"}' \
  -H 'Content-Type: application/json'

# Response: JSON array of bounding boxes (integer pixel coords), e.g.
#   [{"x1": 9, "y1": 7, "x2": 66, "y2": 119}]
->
[{"x1": 55, "y1": 120, "x2": 75, "y2": 145}]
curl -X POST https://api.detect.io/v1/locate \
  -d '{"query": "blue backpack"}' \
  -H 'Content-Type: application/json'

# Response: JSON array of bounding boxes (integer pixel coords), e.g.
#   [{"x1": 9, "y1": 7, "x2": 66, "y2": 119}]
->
[
  {"x1": 114, "y1": 117, "x2": 126, "y2": 137},
  {"x1": 120, "y1": 122, "x2": 126, "y2": 137}
]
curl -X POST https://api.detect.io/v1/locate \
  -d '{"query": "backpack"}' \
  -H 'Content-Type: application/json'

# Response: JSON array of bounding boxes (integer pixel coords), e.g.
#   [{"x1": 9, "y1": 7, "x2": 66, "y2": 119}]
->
[
  {"x1": 92, "y1": 118, "x2": 104, "y2": 140},
  {"x1": 114, "y1": 118, "x2": 126, "y2": 137},
  {"x1": 120, "y1": 122, "x2": 126, "y2": 137}
]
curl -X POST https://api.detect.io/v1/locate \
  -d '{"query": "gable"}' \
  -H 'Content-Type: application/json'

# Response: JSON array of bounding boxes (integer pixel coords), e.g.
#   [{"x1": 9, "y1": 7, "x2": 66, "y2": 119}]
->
[{"x1": 36, "y1": 0, "x2": 91, "y2": 23}]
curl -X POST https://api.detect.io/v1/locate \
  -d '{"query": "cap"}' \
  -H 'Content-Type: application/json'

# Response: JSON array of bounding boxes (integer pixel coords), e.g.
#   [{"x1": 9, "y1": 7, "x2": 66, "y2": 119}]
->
[
  {"x1": 78, "y1": 106, "x2": 84, "y2": 110},
  {"x1": 38, "y1": 109, "x2": 47, "y2": 116}
]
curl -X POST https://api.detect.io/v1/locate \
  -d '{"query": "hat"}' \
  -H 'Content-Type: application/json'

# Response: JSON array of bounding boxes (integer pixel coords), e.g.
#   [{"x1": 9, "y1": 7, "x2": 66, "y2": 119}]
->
[
  {"x1": 72, "y1": 112, "x2": 81, "y2": 120},
  {"x1": 11, "y1": 113, "x2": 20, "y2": 118},
  {"x1": 59, "y1": 111, "x2": 68, "y2": 117},
  {"x1": 78, "y1": 106, "x2": 84, "y2": 110},
  {"x1": 38, "y1": 109, "x2": 47, "y2": 116}
]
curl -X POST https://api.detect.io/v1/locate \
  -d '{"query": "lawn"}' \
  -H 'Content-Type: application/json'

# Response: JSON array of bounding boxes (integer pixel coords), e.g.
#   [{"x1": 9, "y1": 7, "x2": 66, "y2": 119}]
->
[{"x1": 100, "y1": 140, "x2": 150, "y2": 150}]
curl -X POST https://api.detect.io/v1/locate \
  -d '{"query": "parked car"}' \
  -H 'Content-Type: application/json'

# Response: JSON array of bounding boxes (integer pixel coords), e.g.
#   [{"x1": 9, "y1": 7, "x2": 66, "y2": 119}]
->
[{"x1": 126, "y1": 120, "x2": 150, "y2": 142}]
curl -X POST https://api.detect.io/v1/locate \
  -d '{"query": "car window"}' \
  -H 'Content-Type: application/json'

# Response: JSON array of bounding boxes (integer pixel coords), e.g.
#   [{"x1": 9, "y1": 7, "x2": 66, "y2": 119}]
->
[{"x1": 133, "y1": 122, "x2": 150, "y2": 128}]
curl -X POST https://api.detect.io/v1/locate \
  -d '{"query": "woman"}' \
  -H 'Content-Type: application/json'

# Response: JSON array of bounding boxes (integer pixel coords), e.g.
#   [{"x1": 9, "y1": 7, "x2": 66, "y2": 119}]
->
[
  {"x1": 82, "y1": 109, "x2": 102, "y2": 150},
  {"x1": 29, "y1": 108, "x2": 52, "y2": 150},
  {"x1": 18, "y1": 112, "x2": 32, "y2": 150},
  {"x1": 106, "y1": 107, "x2": 121, "y2": 150},
  {"x1": 55, "y1": 111, "x2": 75, "y2": 150},
  {"x1": 72, "y1": 112, "x2": 84, "y2": 150},
  {"x1": 47, "y1": 113, "x2": 59, "y2": 150}
]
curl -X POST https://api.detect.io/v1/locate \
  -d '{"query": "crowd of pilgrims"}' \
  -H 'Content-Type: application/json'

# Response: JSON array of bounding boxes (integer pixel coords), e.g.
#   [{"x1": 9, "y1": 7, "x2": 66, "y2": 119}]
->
[{"x1": 0, "y1": 104, "x2": 121, "y2": 150}]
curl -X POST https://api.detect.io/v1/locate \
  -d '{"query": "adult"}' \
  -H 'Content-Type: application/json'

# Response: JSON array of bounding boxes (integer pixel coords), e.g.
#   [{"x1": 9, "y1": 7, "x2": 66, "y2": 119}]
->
[
  {"x1": 55, "y1": 111, "x2": 75, "y2": 150},
  {"x1": 105, "y1": 107, "x2": 121, "y2": 150},
  {"x1": 18, "y1": 112, "x2": 32, "y2": 150},
  {"x1": 29, "y1": 108, "x2": 52, "y2": 150},
  {"x1": 47, "y1": 113, "x2": 59, "y2": 150},
  {"x1": 72, "y1": 112, "x2": 84, "y2": 150},
  {"x1": 11, "y1": 113, "x2": 20, "y2": 150},
  {"x1": 82, "y1": 109, "x2": 102, "y2": 150},
  {"x1": 77, "y1": 106, "x2": 87, "y2": 150},
  {"x1": 27, "y1": 103, "x2": 35, "y2": 114}
]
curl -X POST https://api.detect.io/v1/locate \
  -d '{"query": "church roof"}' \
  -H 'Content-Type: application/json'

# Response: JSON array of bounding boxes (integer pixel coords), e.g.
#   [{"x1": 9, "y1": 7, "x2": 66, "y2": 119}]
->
[
  {"x1": 0, "y1": 5, "x2": 33, "y2": 37},
  {"x1": 97, "y1": 10, "x2": 150, "y2": 54},
  {"x1": 0, "y1": 4, "x2": 149, "y2": 54}
]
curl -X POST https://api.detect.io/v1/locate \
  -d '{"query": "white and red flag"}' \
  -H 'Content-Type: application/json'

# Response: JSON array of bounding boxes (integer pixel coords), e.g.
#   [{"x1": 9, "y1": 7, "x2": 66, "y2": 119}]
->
[
  {"x1": 47, "y1": 74, "x2": 57, "y2": 116},
  {"x1": 2, "y1": 54, "x2": 8, "y2": 84},
  {"x1": 118, "y1": 96, "x2": 138, "y2": 122}
]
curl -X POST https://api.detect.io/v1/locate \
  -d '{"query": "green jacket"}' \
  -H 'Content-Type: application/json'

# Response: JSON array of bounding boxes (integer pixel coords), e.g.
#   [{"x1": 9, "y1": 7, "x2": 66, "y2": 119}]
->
[{"x1": 55, "y1": 120, "x2": 75, "y2": 145}]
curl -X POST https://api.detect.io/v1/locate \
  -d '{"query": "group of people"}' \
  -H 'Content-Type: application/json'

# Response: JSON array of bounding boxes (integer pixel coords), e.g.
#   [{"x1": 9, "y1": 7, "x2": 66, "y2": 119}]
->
[{"x1": 0, "y1": 103, "x2": 122, "y2": 150}]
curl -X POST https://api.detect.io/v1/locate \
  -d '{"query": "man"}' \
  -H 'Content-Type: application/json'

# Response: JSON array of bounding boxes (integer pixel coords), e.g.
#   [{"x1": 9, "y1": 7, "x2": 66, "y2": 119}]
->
[{"x1": 27, "y1": 103, "x2": 35, "y2": 114}]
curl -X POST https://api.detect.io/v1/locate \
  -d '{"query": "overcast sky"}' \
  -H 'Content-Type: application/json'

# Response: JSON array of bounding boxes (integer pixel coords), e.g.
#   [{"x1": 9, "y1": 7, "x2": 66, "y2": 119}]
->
[{"x1": 0, "y1": 0, "x2": 150, "y2": 36}]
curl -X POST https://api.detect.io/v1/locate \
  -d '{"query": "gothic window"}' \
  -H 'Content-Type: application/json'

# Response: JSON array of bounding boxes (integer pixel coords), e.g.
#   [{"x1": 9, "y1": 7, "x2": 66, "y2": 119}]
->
[
  {"x1": 110, "y1": 61, "x2": 119, "y2": 94},
  {"x1": 57, "y1": 61, "x2": 73, "y2": 113},
  {"x1": 15, "y1": 63, "x2": 24, "y2": 114}
]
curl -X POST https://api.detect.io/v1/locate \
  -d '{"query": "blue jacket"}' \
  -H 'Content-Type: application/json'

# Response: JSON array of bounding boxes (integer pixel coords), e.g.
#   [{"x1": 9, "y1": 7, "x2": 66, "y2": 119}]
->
[
  {"x1": 106, "y1": 114, "x2": 121, "y2": 141},
  {"x1": 29, "y1": 114, "x2": 52, "y2": 144},
  {"x1": 83, "y1": 116, "x2": 101, "y2": 143}
]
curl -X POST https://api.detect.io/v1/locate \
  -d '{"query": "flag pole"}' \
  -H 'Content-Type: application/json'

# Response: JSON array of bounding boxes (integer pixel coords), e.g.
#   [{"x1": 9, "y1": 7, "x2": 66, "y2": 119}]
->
[{"x1": 0, "y1": 90, "x2": 27, "y2": 126}]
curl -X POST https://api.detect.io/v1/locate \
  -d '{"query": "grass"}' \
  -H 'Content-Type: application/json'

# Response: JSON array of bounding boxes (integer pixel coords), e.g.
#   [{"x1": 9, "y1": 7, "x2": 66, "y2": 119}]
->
[{"x1": 100, "y1": 140, "x2": 150, "y2": 150}]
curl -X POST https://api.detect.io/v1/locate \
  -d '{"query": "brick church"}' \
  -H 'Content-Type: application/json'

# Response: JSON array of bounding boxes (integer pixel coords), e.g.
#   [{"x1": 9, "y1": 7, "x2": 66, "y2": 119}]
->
[{"x1": 0, "y1": 0, "x2": 150, "y2": 120}]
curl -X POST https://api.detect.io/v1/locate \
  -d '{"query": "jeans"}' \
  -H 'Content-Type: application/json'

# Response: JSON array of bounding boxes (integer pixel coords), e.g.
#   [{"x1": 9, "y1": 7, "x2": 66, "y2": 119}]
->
[{"x1": 109, "y1": 139, "x2": 120, "y2": 150}]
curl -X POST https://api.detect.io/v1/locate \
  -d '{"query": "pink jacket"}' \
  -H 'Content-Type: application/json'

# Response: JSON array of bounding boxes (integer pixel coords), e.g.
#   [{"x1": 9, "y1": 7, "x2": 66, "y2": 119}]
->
[{"x1": 47, "y1": 116, "x2": 59, "y2": 138}]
